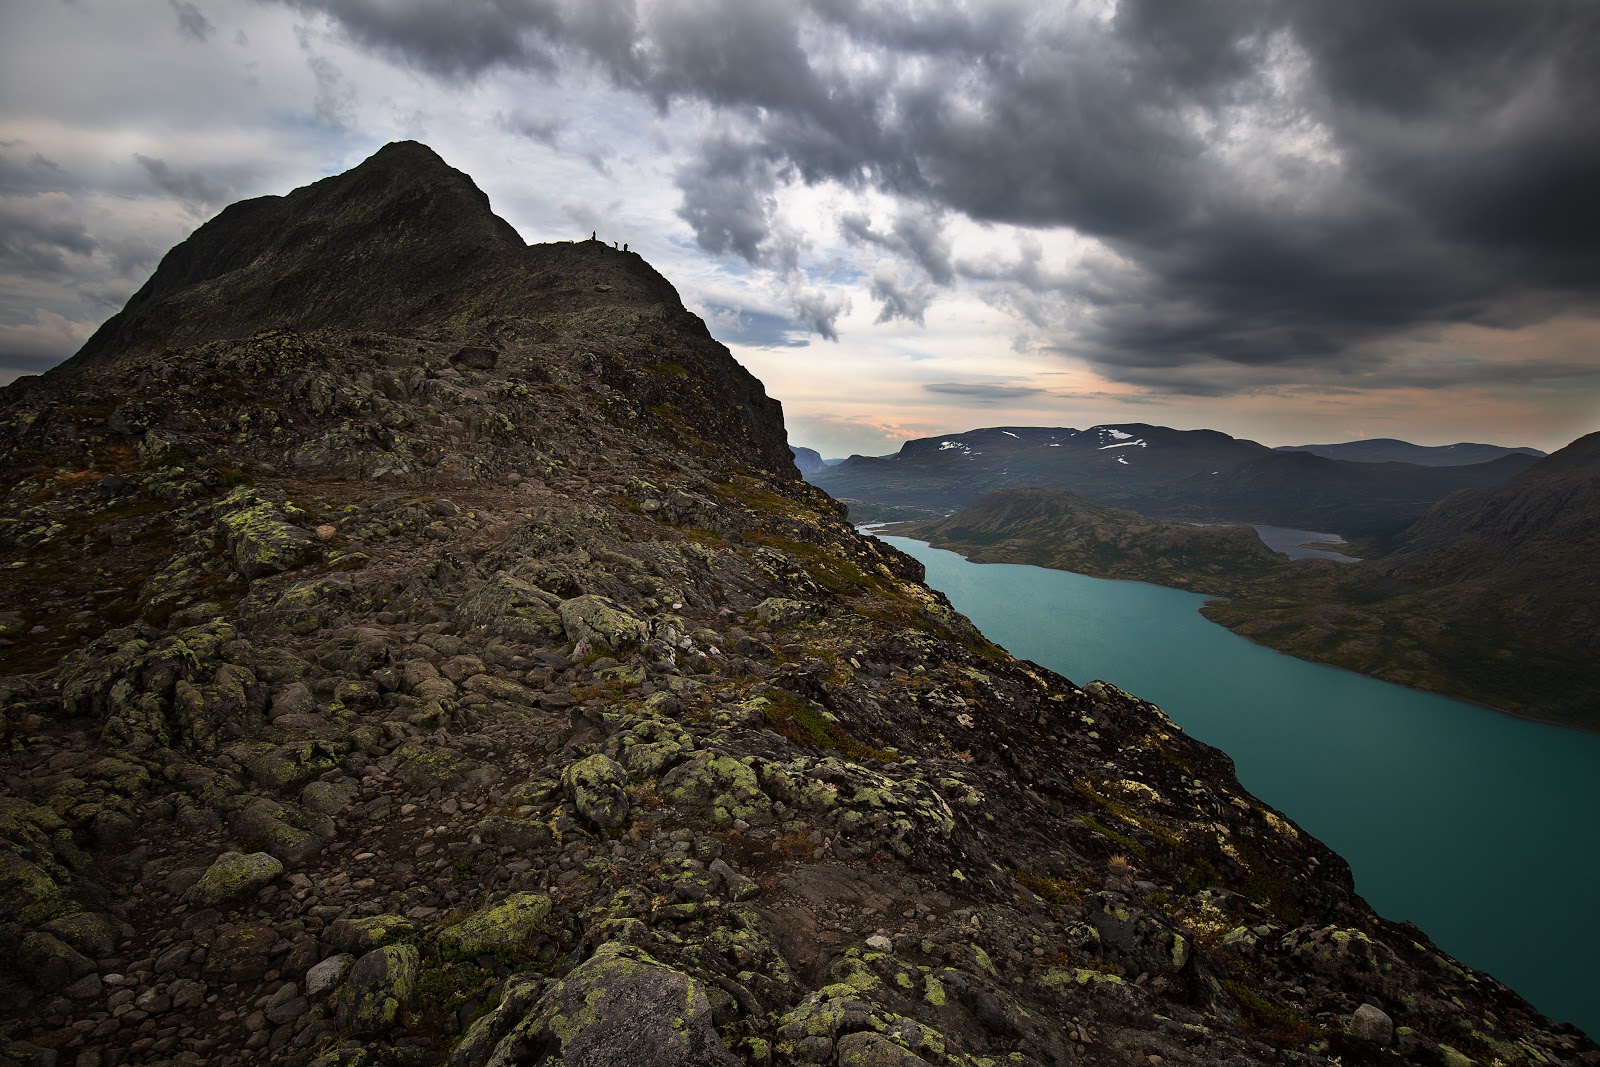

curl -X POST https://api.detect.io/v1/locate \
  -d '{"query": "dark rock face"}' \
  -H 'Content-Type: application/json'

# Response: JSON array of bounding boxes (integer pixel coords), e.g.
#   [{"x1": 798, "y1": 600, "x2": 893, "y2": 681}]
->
[
  {"x1": 791, "y1": 446, "x2": 826, "y2": 475},
  {"x1": 56, "y1": 140, "x2": 792, "y2": 481},
  {"x1": 0, "y1": 144, "x2": 1594, "y2": 1067}
]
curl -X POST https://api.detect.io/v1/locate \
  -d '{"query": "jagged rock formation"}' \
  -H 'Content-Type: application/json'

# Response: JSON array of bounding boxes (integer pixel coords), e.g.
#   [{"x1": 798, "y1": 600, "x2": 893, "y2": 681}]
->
[
  {"x1": 1205, "y1": 432, "x2": 1600, "y2": 730},
  {"x1": 806, "y1": 425, "x2": 1539, "y2": 545},
  {"x1": 899, "y1": 488, "x2": 1296, "y2": 596},
  {"x1": 1, "y1": 144, "x2": 1593, "y2": 1067}
]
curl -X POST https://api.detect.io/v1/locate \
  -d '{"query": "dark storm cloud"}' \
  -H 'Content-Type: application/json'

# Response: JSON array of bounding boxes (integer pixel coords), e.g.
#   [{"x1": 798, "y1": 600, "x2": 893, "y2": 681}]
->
[
  {"x1": 133, "y1": 154, "x2": 232, "y2": 212},
  {"x1": 869, "y1": 269, "x2": 933, "y2": 326},
  {"x1": 0, "y1": 200, "x2": 98, "y2": 276},
  {"x1": 675, "y1": 137, "x2": 783, "y2": 265},
  {"x1": 275, "y1": 0, "x2": 1600, "y2": 387},
  {"x1": 0, "y1": 149, "x2": 71, "y2": 197},
  {"x1": 169, "y1": 0, "x2": 215, "y2": 42},
  {"x1": 790, "y1": 287, "x2": 846, "y2": 342},
  {"x1": 841, "y1": 205, "x2": 954, "y2": 285},
  {"x1": 500, "y1": 111, "x2": 565, "y2": 146}
]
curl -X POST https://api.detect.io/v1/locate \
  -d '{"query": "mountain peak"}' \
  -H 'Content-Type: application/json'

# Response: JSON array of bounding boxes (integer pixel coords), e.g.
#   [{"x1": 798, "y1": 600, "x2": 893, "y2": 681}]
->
[{"x1": 59, "y1": 141, "x2": 528, "y2": 370}]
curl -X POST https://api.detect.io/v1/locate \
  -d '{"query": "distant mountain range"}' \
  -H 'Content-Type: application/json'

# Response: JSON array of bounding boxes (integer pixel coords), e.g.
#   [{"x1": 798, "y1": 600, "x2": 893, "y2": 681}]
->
[
  {"x1": 888, "y1": 433, "x2": 1597, "y2": 729},
  {"x1": 1277, "y1": 438, "x2": 1546, "y2": 465},
  {"x1": 808, "y1": 423, "x2": 1540, "y2": 545}
]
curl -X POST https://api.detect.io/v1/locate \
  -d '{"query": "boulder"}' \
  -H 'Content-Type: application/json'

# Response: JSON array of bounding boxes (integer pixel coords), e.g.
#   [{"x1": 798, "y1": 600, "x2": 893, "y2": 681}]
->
[
  {"x1": 437, "y1": 892, "x2": 552, "y2": 958},
  {"x1": 558, "y1": 595, "x2": 647, "y2": 655},
  {"x1": 1348, "y1": 1003, "x2": 1394, "y2": 1045},
  {"x1": 325, "y1": 914, "x2": 417, "y2": 955},
  {"x1": 306, "y1": 953, "x2": 355, "y2": 999},
  {"x1": 216, "y1": 496, "x2": 321, "y2": 579},
  {"x1": 563, "y1": 753, "x2": 631, "y2": 831},
  {"x1": 338, "y1": 943, "x2": 419, "y2": 1037},
  {"x1": 756, "y1": 597, "x2": 822, "y2": 626},
  {"x1": 189, "y1": 850, "x2": 284, "y2": 907},
  {"x1": 483, "y1": 942, "x2": 738, "y2": 1066}
]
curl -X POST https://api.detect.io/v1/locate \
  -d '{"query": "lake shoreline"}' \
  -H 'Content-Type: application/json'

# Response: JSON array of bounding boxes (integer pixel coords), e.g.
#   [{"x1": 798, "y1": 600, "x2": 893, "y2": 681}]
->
[
  {"x1": 877, "y1": 524, "x2": 1597, "y2": 736},
  {"x1": 875, "y1": 533, "x2": 1600, "y2": 1038}
]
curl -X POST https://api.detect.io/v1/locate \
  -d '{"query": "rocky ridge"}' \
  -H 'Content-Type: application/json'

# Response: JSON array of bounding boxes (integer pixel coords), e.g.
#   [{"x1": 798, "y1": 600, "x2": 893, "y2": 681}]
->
[{"x1": 0, "y1": 143, "x2": 1593, "y2": 1067}]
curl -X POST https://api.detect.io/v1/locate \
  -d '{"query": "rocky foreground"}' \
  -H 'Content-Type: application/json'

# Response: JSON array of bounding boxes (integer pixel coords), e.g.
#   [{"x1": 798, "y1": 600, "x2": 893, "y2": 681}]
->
[{"x1": 1, "y1": 143, "x2": 1593, "y2": 1067}]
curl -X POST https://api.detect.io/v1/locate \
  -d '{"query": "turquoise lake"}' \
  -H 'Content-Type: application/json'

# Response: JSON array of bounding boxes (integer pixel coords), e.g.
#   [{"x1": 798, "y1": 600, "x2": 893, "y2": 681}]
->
[{"x1": 880, "y1": 536, "x2": 1599, "y2": 1038}]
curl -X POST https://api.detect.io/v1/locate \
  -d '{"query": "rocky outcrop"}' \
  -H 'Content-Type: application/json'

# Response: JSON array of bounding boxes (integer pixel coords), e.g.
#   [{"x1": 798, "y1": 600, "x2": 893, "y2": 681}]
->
[{"x1": 0, "y1": 143, "x2": 1592, "y2": 1067}]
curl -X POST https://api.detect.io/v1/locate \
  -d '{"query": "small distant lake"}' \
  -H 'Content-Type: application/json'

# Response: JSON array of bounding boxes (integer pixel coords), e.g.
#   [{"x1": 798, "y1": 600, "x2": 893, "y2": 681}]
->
[
  {"x1": 1250, "y1": 524, "x2": 1361, "y2": 563},
  {"x1": 879, "y1": 535, "x2": 1598, "y2": 1038}
]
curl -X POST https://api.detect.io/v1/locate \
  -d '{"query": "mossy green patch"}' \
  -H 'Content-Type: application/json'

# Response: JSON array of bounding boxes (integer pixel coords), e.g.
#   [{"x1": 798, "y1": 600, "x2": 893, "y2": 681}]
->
[{"x1": 437, "y1": 892, "x2": 552, "y2": 959}]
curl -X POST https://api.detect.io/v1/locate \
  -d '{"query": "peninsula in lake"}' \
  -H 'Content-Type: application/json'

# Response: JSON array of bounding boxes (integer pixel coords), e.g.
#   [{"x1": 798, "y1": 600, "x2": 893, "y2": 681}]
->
[{"x1": 889, "y1": 433, "x2": 1600, "y2": 732}]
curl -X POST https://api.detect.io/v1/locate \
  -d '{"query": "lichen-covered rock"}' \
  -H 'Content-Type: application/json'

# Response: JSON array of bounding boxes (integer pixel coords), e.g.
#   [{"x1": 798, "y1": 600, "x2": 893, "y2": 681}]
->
[
  {"x1": 776, "y1": 991, "x2": 958, "y2": 1066},
  {"x1": 1084, "y1": 895, "x2": 1191, "y2": 980},
  {"x1": 660, "y1": 752, "x2": 773, "y2": 828},
  {"x1": 835, "y1": 1031, "x2": 936, "y2": 1067},
  {"x1": 608, "y1": 714, "x2": 696, "y2": 778},
  {"x1": 0, "y1": 851, "x2": 70, "y2": 929},
  {"x1": 338, "y1": 942, "x2": 419, "y2": 1037},
  {"x1": 437, "y1": 892, "x2": 552, "y2": 958},
  {"x1": 189, "y1": 850, "x2": 284, "y2": 907},
  {"x1": 1281, "y1": 924, "x2": 1404, "y2": 994},
  {"x1": 563, "y1": 753, "x2": 631, "y2": 831},
  {"x1": 18, "y1": 931, "x2": 96, "y2": 992},
  {"x1": 558, "y1": 594, "x2": 647, "y2": 655},
  {"x1": 482, "y1": 942, "x2": 738, "y2": 1067},
  {"x1": 387, "y1": 742, "x2": 478, "y2": 788},
  {"x1": 215, "y1": 491, "x2": 321, "y2": 579},
  {"x1": 247, "y1": 740, "x2": 343, "y2": 792},
  {"x1": 326, "y1": 915, "x2": 417, "y2": 955},
  {"x1": 231, "y1": 802, "x2": 322, "y2": 864},
  {"x1": 448, "y1": 974, "x2": 545, "y2": 1067},
  {"x1": 756, "y1": 597, "x2": 822, "y2": 626},
  {"x1": 41, "y1": 911, "x2": 119, "y2": 959},
  {"x1": 59, "y1": 622, "x2": 265, "y2": 753},
  {"x1": 456, "y1": 573, "x2": 564, "y2": 643}
]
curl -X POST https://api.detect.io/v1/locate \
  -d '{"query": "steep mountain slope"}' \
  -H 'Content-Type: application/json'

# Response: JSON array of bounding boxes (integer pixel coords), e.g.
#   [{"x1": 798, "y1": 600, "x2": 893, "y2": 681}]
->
[
  {"x1": 1205, "y1": 432, "x2": 1600, "y2": 729},
  {"x1": 790, "y1": 446, "x2": 826, "y2": 475},
  {"x1": 900, "y1": 488, "x2": 1296, "y2": 595},
  {"x1": 1, "y1": 144, "x2": 1591, "y2": 1067},
  {"x1": 807, "y1": 426, "x2": 1537, "y2": 543},
  {"x1": 1276, "y1": 439, "x2": 1546, "y2": 466}
]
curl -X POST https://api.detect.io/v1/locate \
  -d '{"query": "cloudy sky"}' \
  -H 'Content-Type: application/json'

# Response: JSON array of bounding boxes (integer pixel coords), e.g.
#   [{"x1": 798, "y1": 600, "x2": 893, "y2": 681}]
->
[{"x1": 3, "y1": 0, "x2": 1598, "y2": 456}]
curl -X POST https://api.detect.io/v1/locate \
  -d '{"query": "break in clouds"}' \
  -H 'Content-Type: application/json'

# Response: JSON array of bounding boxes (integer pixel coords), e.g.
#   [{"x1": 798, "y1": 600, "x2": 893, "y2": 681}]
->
[{"x1": 264, "y1": 0, "x2": 1600, "y2": 395}]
